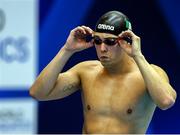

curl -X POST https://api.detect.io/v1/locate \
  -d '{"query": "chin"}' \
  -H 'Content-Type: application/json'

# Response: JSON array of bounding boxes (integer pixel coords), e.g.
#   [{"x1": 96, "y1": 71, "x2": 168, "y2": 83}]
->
[{"x1": 100, "y1": 60, "x2": 113, "y2": 68}]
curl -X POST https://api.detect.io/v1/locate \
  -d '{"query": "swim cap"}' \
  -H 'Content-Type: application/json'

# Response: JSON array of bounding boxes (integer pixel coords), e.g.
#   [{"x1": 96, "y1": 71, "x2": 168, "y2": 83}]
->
[{"x1": 95, "y1": 11, "x2": 132, "y2": 36}]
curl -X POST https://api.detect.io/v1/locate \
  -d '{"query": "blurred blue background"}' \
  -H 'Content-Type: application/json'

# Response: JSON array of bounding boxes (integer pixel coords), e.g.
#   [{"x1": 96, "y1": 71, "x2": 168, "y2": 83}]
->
[{"x1": 38, "y1": 0, "x2": 180, "y2": 133}]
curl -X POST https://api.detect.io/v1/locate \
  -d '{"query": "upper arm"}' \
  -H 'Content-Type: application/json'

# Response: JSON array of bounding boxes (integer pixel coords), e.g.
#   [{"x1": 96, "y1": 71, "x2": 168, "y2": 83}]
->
[
  {"x1": 46, "y1": 64, "x2": 82, "y2": 100},
  {"x1": 151, "y1": 64, "x2": 177, "y2": 106},
  {"x1": 151, "y1": 64, "x2": 169, "y2": 83},
  {"x1": 151, "y1": 64, "x2": 177, "y2": 98}
]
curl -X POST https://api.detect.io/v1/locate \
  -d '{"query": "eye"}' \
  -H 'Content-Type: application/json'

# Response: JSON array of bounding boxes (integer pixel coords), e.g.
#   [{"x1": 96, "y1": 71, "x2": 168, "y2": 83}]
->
[
  {"x1": 93, "y1": 37, "x2": 102, "y2": 45},
  {"x1": 104, "y1": 38, "x2": 117, "y2": 46}
]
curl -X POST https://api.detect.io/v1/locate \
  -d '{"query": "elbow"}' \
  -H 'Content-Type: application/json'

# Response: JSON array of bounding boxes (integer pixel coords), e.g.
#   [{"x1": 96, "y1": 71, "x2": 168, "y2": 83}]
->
[
  {"x1": 29, "y1": 87, "x2": 44, "y2": 101},
  {"x1": 158, "y1": 97, "x2": 175, "y2": 110},
  {"x1": 29, "y1": 88, "x2": 39, "y2": 100}
]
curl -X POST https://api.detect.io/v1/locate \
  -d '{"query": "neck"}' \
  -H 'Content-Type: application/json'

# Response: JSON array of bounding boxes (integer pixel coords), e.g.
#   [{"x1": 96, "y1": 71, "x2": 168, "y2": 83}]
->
[{"x1": 103, "y1": 53, "x2": 135, "y2": 75}]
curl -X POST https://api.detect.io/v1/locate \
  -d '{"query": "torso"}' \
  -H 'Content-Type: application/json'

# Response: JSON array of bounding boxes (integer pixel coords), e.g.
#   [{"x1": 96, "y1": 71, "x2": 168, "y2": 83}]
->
[{"x1": 79, "y1": 60, "x2": 156, "y2": 134}]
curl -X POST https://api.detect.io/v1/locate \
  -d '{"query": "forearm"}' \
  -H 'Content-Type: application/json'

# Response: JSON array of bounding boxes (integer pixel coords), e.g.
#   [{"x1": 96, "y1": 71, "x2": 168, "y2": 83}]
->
[
  {"x1": 30, "y1": 45, "x2": 74, "y2": 98},
  {"x1": 134, "y1": 53, "x2": 176, "y2": 109}
]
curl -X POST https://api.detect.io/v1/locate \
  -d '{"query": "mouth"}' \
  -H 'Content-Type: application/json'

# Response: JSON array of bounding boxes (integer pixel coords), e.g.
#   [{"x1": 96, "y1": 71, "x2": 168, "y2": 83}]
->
[
  {"x1": 100, "y1": 56, "x2": 108, "y2": 59},
  {"x1": 100, "y1": 56, "x2": 109, "y2": 61}
]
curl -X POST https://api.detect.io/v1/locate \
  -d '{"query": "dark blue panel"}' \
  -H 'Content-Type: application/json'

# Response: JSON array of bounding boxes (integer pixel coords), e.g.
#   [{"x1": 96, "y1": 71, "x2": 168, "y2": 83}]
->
[
  {"x1": 38, "y1": 0, "x2": 180, "y2": 133},
  {"x1": 38, "y1": 0, "x2": 94, "y2": 133},
  {"x1": 0, "y1": 90, "x2": 30, "y2": 98}
]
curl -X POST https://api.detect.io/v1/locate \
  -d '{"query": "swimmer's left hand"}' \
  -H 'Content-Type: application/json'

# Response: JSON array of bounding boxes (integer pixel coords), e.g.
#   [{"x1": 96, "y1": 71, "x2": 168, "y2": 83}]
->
[{"x1": 118, "y1": 30, "x2": 142, "y2": 57}]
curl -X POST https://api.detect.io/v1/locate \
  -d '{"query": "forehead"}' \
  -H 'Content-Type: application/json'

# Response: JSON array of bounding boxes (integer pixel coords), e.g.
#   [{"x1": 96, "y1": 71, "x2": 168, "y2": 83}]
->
[{"x1": 94, "y1": 32, "x2": 118, "y2": 38}]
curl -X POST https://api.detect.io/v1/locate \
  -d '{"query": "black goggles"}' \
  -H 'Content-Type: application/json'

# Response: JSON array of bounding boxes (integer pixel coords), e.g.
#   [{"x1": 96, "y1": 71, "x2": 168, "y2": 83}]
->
[{"x1": 93, "y1": 36, "x2": 118, "y2": 46}]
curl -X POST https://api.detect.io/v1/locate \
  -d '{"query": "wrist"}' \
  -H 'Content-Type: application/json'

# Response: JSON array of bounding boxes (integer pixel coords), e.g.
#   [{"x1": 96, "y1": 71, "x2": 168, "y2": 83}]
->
[
  {"x1": 61, "y1": 46, "x2": 75, "y2": 56},
  {"x1": 133, "y1": 52, "x2": 144, "y2": 61},
  {"x1": 62, "y1": 44, "x2": 76, "y2": 54}
]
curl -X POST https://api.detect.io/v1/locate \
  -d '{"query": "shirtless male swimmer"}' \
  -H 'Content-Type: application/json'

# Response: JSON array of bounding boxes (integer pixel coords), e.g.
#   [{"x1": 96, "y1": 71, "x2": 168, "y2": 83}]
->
[{"x1": 30, "y1": 11, "x2": 177, "y2": 134}]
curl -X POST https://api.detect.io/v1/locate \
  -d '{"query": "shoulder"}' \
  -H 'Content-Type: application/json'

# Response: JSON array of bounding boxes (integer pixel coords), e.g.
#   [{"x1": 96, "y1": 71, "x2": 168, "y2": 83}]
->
[
  {"x1": 75, "y1": 60, "x2": 101, "y2": 69},
  {"x1": 72, "y1": 60, "x2": 101, "y2": 73},
  {"x1": 150, "y1": 64, "x2": 169, "y2": 82}
]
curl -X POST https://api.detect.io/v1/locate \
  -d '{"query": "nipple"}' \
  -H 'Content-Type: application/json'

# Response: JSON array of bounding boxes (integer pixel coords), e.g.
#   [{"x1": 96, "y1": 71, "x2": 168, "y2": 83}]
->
[
  {"x1": 127, "y1": 108, "x2": 133, "y2": 114},
  {"x1": 87, "y1": 105, "x2": 91, "y2": 110}
]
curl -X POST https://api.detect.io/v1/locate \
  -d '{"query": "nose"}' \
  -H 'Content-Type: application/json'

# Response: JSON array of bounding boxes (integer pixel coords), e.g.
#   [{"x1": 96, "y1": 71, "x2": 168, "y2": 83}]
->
[{"x1": 100, "y1": 43, "x2": 108, "y2": 52}]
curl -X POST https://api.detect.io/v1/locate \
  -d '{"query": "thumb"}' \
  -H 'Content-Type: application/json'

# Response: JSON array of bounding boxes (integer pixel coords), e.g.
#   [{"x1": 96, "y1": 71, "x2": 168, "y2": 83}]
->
[
  {"x1": 85, "y1": 41, "x2": 94, "y2": 48},
  {"x1": 118, "y1": 39, "x2": 127, "y2": 48}
]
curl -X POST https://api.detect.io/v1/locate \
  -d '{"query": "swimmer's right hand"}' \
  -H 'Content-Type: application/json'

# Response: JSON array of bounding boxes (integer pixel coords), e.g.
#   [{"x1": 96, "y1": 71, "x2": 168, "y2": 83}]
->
[{"x1": 64, "y1": 26, "x2": 94, "y2": 53}]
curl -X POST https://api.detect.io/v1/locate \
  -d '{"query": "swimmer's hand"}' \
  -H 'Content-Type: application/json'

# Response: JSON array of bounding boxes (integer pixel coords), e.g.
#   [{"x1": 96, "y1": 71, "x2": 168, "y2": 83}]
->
[
  {"x1": 64, "y1": 26, "x2": 94, "y2": 53},
  {"x1": 118, "y1": 30, "x2": 142, "y2": 57}
]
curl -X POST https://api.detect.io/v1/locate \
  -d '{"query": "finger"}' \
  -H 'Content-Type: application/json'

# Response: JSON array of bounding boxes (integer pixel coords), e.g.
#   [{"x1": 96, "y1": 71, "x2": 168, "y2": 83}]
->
[
  {"x1": 81, "y1": 26, "x2": 93, "y2": 35},
  {"x1": 119, "y1": 41, "x2": 132, "y2": 54},
  {"x1": 74, "y1": 26, "x2": 86, "y2": 35},
  {"x1": 120, "y1": 30, "x2": 139, "y2": 41},
  {"x1": 73, "y1": 27, "x2": 88, "y2": 40},
  {"x1": 86, "y1": 27, "x2": 94, "y2": 34},
  {"x1": 119, "y1": 36, "x2": 132, "y2": 45},
  {"x1": 119, "y1": 39, "x2": 131, "y2": 47},
  {"x1": 118, "y1": 31, "x2": 134, "y2": 44},
  {"x1": 118, "y1": 39, "x2": 126, "y2": 44},
  {"x1": 119, "y1": 31, "x2": 132, "y2": 38}
]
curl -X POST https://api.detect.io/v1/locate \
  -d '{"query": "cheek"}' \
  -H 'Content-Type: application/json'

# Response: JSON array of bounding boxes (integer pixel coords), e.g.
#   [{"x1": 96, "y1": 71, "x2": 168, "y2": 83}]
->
[{"x1": 110, "y1": 46, "x2": 121, "y2": 57}]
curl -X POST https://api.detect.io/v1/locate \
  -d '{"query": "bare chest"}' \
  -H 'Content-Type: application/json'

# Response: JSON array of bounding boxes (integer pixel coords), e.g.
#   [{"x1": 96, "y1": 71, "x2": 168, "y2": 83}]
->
[{"x1": 81, "y1": 71, "x2": 153, "y2": 120}]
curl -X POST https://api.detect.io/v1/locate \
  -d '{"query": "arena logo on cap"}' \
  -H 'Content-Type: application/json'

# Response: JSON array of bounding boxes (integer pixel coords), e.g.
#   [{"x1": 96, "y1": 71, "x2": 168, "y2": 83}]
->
[{"x1": 98, "y1": 24, "x2": 114, "y2": 31}]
